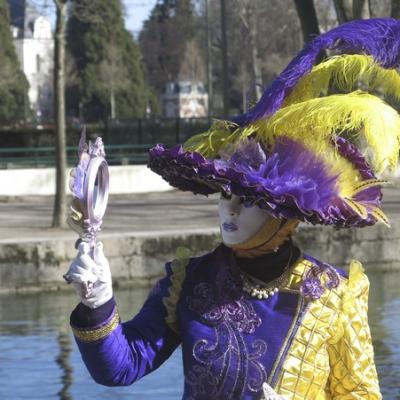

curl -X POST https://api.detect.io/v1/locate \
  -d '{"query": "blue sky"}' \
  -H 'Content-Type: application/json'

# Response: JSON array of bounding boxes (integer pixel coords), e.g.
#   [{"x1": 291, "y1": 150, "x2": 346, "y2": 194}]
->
[
  {"x1": 39, "y1": 0, "x2": 157, "y2": 37},
  {"x1": 122, "y1": 0, "x2": 158, "y2": 36}
]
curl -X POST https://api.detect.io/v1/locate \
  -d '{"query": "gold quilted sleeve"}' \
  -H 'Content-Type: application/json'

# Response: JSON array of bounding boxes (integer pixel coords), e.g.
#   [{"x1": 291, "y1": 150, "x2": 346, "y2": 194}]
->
[{"x1": 327, "y1": 261, "x2": 382, "y2": 399}]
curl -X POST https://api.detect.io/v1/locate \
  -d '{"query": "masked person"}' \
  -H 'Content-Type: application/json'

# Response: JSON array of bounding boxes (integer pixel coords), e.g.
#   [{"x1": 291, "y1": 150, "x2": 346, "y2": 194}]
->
[{"x1": 65, "y1": 18, "x2": 400, "y2": 399}]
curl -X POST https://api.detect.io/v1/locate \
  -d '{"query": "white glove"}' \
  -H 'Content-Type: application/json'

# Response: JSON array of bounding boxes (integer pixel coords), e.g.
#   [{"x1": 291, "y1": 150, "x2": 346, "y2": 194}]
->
[
  {"x1": 65, "y1": 241, "x2": 113, "y2": 309},
  {"x1": 260, "y1": 383, "x2": 288, "y2": 400}
]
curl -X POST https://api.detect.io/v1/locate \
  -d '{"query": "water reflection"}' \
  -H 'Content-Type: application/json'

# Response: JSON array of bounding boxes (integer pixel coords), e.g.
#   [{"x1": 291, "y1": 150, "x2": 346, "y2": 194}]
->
[
  {"x1": 0, "y1": 271, "x2": 399, "y2": 399},
  {"x1": 0, "y1": 288, "x2": 183, "y2": 400},
  {"x1": 56, "y1": 331, "x2": 73, "y2": 400},
  {"x1": 367, "y1": 271, "x2": 400, "y2": 397}
]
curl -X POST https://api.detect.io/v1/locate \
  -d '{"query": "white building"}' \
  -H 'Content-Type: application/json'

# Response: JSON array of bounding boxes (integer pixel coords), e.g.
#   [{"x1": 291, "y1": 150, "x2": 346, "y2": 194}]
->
[
  {"x1": 9, "y1": 1, "x2": 54, "y2": 121},
  {"x1": 162, "y1": 81, "x2": 208, "y2": 118}
]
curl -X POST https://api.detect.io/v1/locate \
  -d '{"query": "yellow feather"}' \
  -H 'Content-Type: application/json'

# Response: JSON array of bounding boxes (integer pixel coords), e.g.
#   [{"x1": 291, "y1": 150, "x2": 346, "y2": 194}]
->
[
  {"x1": 256, "y1": 91, "x2": 400, "y2": 174},
  {"x1": 184, "y1": 120, "x2": 234, "y2": 157},
  {"x1": 184, "y1": 120, "x2": 255, "y2": 158},
  {"x1": 285, "y1": 54, "x2": 400, "y2": 106},
  {"x1": 351, "y1": 179, "x2": 390, "y2": 196},
  {"x1": 182, "y1": 93, "x2": 399, "y2": 200},
  {"x1": 370, "y1": 207, "x2": 390, "y2": 227},
  {"x1": 344, "y1": 198, "x2": 369, "y2": 219}
]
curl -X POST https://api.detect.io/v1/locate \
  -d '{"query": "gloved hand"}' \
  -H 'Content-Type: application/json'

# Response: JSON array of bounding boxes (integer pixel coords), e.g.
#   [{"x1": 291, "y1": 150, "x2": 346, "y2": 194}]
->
[
  {"x1": 64, "y1": 241, "x2": 113, "y2": 309},
  {"x1": 260, "y1": 383, "x2": 288, "y2": 400}
]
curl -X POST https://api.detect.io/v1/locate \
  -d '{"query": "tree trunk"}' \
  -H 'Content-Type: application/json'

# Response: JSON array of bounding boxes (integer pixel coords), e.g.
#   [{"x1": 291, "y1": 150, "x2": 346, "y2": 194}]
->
[
  {"x1": 52, "y1": 0, "x2": 68, "y2": 228},
  {"x1": 220, "y1": 0, "x2": 229, "y2": 118},
  {"x1": 293, "y1": 0, "x2": 321, "y2": 44},
  {"x1": 293, "y1": 0, "x2": 326, "y2": 62},
  {"x1": 205, "y1": 0, "x2": 213, "y2": 116},
  {"x1": 242, "y1": 83, "x2": 246, "y2": 113},
  {"x1": 247, "y1": 11, "x2": 262, "y2": 101},
  {"x1": 110, "y1": 86, "x2": 116, "y2": 119},
  {"x1": 236, "y1": 2, "x2": 263, "y2": 101},
  {"x1": 353, "y1": 0, "x2": 371, "y2": 19},
  {"x1": 333, "y1": 0, "x2": 349, "y2": 23},
  {"x1": 250, "y1": 36, "x2": 262, "y2": 101},
  {"x1": 333, "y1": 0, "x2": 371, "y2": 22},
  {"x1": 391, "y1": 0, "x2": 400, "y2": 19}
]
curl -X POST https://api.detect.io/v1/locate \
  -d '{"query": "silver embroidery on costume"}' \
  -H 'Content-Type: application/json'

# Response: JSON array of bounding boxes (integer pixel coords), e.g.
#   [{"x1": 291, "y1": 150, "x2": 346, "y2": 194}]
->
[{"x1": 186, "y1": 280, "x2": 267, "y2": 399}]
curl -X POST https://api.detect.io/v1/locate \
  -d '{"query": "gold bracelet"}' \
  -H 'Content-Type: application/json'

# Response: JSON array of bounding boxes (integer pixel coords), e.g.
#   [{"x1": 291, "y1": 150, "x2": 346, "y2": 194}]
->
[{"x1": 72, "y1": 310, "x2": 120, "y2": 343}]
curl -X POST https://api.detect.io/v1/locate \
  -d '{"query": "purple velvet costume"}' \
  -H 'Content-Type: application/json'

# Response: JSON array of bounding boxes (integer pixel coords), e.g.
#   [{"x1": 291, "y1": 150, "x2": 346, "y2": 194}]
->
[{"x1": 71, "y1": 245, "x2": 351, "y2": 399}]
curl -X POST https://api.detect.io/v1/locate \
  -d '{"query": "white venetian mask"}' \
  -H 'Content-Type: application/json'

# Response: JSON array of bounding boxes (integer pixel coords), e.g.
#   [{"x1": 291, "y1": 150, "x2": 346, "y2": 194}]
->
[{"x1": 218, "y1": 194, "x2": 273, "y2": 246}]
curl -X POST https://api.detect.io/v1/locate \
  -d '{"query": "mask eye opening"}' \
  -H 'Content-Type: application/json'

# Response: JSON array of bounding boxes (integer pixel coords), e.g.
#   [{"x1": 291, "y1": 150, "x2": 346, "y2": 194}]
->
[
  {"x1": 220, "y1": 187, "x2": 232, "y2": 200},
  {"x1": 239, "y1": 196, "x2": 257, "y2": 208}
]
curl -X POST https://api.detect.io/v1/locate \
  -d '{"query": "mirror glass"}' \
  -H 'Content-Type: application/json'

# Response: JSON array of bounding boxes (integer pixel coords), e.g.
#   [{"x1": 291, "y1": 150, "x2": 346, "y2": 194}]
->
[
  {"x1": 85, "y1": 157, "x2": 109, "y2": 224},
  {"x1": 93, "y1": 162, "x2": 108, "y2": 220}
]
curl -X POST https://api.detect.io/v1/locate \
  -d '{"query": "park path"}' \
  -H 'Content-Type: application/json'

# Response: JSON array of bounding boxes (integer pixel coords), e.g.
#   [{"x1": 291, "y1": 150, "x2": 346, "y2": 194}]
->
[
  {"x1": 0, "y1": 186, "x2": 398, "y2": 243},
  {"x1": 0, "y1": 190, "x2": 219, "y2": 243}
]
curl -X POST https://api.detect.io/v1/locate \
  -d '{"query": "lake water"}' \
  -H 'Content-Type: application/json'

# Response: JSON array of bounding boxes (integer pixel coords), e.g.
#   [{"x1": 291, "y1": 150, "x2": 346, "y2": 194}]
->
[{"x1": 0, "y1": 270, "x2": 399, "y2": 400}]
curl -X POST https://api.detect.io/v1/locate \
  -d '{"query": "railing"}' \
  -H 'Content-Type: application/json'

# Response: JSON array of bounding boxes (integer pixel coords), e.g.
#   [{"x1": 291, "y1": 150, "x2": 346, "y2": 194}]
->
[
  {"x1": 104, "y1": 117, "x2": 213, "y2": 145},
  {"x1": 0, "y1": 117, "x2": 215, "y2": 169},
  {"x1": 0, "y1": 144, "x2": 152, "y2": 169}
]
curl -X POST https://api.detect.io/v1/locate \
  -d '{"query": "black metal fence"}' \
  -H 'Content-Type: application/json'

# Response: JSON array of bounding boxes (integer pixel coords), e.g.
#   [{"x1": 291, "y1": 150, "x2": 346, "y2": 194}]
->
[
  {"x1": 0, "y1": 117, "x2": 214, "y2": 169},
  {"x1": 106, "y1": 117, "x2": 213, "y2": 145}
]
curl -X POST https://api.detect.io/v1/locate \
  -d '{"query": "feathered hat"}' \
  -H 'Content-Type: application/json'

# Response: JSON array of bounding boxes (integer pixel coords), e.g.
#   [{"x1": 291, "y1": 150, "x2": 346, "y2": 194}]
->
[{"x1": 148, "y1": 18, "x2": 400, "y2": 228}]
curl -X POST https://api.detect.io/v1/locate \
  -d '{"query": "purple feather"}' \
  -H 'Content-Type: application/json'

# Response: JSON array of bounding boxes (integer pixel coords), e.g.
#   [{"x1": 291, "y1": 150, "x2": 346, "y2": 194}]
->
[
  {"x1": 334, "y1": 137, "x2": 375, "y2": 180},
  {"x1": 334, "y1": 136, "x2": 382, "y2": 205},
  {"x1": 233, "y1": 18, "x2": 400, "y2": 126}
]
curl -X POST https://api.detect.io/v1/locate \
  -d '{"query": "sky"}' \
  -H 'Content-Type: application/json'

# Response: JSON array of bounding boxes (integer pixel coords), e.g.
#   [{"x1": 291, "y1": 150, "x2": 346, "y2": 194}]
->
[
  {"x1": 122, "y1": 0, "x2": 158, "y2": 36},
  {"x1": 34, "y1": 0, "x2": 157, "y2": 37}
]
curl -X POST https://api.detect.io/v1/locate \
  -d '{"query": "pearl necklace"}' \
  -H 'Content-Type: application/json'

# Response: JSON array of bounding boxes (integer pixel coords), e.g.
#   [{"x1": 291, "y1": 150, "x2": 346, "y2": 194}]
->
[{"x1": 240, "y1": 249, "x2": 294, "y2": 300}]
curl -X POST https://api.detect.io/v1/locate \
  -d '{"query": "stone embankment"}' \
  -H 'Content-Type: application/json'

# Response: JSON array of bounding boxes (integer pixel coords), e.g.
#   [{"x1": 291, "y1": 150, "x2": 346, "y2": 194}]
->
[{"x1": 0, "y1": 189, "x2": 399, "y2": 293}]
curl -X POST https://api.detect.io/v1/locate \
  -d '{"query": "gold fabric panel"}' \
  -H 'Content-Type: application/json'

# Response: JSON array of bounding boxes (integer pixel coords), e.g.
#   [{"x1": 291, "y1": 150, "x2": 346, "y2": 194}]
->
[
  {"x1": 72, "y1": 310, "x2": 120, "y2": 343},
  {"x1": 275, "y1": 259, "x2": 381, "y2": 399},
  {"x1": 163, "y1": 247, "x2": 190, "y2": 334}
]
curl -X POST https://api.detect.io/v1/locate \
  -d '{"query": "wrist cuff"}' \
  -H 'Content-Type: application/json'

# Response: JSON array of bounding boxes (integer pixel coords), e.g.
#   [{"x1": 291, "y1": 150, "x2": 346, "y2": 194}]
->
[
  {"x1": 71, "y1": 307, "x2": 120, "y2": 343},
  {"x1": 70, "y1": 296, "x2": 116, "y2": 328}
]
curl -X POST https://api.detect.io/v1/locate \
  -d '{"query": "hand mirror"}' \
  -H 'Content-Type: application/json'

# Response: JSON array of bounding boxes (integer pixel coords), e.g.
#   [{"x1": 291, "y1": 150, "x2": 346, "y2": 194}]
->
[{"x1": 64, "y1": 129, "x2": 109, "y2": 286}]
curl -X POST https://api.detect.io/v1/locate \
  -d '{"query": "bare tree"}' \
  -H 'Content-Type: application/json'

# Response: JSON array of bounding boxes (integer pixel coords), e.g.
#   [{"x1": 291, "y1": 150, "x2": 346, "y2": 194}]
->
[
  {"x1": 220, "y1": 0, "x2": 229, "y2": 117},
  {"x1": 293, "y1": 0, "x2": 321, "y2": 43},
  {"x1": 233, "y1": 59, "x2": 251, "y2": 112},
  {"x1": 314, "y1": 0, "x2": 337, "y2": 32},
  {"x1": 197, "y1": 0, "x2": 302, "y2": 114},
  {"x1": 233, "y1": 0, "x2": 263, "y2": 100},
  {"x1": 179, "y1": 39, "x2": 206, "y2": 82},
  {"x1": 333, "y1": 0, "x2": 349, "y2": 22},
  {"x1": 52, "y1": 0, "x2": 68, "y2": 228},
  {"x1": 333, "y1": 0, "x2": 371, "y2": 23},
  {"x1": 98, "y1": 42, "x2": 130, "y2": 119},
  {"x1": 391, "y1": 0, "x2": 400, "y2": 18},
  {"x1": 353, "y1": 0, "x2": 372, "y2": 18},
  {"x1": 205, "y1": 0, "x2": 213, "y2": 115}
]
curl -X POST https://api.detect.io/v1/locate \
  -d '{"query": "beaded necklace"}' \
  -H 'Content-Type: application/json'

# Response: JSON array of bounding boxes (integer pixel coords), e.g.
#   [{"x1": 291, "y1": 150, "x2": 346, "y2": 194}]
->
[{"x1": 240, "y1": 247, "x2": 295, "y2": 299}]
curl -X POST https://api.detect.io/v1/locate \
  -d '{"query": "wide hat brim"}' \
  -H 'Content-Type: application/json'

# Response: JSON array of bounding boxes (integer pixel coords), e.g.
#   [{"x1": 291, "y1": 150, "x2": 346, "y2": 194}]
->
[{"x1": 148, "y1": 139, "x2": 383, "y2": 228}]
